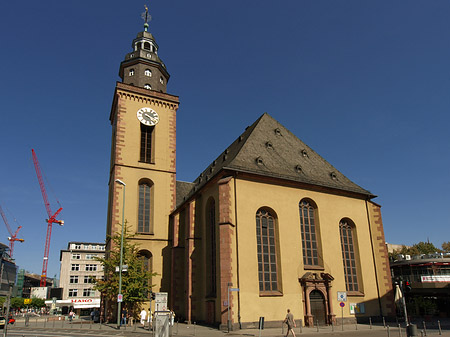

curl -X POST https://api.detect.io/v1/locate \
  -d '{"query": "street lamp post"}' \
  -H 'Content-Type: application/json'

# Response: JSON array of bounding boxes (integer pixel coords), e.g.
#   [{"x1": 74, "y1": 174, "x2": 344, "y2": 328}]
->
[{"x1": 115, "y1": 179, "x2": 126, "y2": 329}]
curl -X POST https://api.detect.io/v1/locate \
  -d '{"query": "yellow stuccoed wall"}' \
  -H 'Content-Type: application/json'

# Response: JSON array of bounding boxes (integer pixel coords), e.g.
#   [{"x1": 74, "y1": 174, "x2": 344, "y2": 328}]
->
[{"x1": 232, "y1": 177, "x2": 388, "y2": 324}]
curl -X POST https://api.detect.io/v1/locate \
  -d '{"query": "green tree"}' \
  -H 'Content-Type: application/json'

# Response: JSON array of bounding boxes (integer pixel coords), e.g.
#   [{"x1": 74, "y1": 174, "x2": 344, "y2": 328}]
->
[
  {"x1": 93, "y1": 222, "x2": 156, "y2": 320},
  {"x1": 390, "y1": 241, "x2": 442, "y2": 260},
  {"x1": 31, "y1": 298, "x2": 45, "y2": 308},
  {"x1": 10, "y1": 297, "x2": 24, "y2": 309},
  {"x1": 442, "y1": 241, "x2": 450, "y2": 252}
]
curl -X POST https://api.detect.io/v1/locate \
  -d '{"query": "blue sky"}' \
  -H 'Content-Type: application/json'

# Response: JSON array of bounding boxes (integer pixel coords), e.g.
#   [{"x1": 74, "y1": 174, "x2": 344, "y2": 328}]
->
[{"x1": 1, "y1": 1, "x2": 449, "y2": 278}]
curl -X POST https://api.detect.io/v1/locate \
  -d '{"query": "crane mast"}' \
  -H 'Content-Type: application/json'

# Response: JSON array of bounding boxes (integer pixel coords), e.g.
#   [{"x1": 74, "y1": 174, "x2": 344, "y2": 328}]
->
[
  {"x1": 31, "y1": 149, "x2": 64, "y2": 287},
  {"x1": 0, "y1": 205, "x2": 24, "y2": 258}
]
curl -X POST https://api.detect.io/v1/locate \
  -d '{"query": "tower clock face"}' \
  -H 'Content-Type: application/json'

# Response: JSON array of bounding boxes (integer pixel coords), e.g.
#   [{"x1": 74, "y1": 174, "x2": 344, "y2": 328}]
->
[{"x1": 137, "y1": 107, "x2": 159, "y2": 126}]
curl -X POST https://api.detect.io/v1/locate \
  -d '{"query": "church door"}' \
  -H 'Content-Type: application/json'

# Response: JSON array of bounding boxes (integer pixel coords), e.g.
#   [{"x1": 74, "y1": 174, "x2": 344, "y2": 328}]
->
[{"x1": 309, "y1": 290, "x2": 326, "y2": 325}]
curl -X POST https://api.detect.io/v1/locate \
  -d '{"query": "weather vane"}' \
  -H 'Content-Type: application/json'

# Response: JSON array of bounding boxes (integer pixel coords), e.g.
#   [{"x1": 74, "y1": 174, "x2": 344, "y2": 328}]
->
[{"x1": 141, "y1": 5, "x2": 152, "y2": 31}]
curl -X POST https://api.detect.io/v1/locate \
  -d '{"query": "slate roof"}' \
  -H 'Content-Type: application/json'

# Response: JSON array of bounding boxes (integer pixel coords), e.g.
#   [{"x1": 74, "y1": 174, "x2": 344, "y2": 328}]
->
[{"x1": 176, "y1": 113, "x2": 373, "y2": 208}]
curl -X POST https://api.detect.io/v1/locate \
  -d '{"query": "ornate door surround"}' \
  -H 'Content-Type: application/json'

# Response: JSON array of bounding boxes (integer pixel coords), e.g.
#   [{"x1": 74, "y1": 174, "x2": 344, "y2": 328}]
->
[{"x1": 299, "y1": 272, "x2": 336, "y2": 326}]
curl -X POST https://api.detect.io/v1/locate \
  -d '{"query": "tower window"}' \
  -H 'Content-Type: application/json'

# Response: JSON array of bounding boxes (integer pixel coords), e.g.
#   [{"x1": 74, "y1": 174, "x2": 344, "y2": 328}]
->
[
  {"x1": 159, "y1": 76, "x2": 164, "y2": 84},
  {"x1": 145, "y1": 69, "x2": 152, "y2": 77},
  {"x1": 138, "y1": 182, "x2": 152, "y2": 233},
  {"x1": 140, "y1": 124, "x2": 154, "y2": 163},
  {"x1": 144, "y1": 42, "x2": 151, "y2": 50},
  {"x1": 129, "y1": 69, "x2": 135, "y2": 76},
  {"x1": 144, "y1": 84, "x2": 151, "y2": 90}
]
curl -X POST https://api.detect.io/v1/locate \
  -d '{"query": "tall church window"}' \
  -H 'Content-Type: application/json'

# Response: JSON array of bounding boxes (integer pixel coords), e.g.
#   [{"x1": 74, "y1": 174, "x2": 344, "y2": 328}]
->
[
  {"x1": 206, "y1": 198, "x2": 216, "y2": 297},
  {"x1": 299, "y1": 199, "x2": 322, "y2": 267},
  {"x1": 129, "y1": 69, "x2": 134, "y2": 76},
  {"x1": 145, "y1": 69, "x2": 152, "y2": 77},
  {"x1": 138, "y1": 181, "x2": 152, "y2": 233},
  {"x1": 339, "y1": 219, "x2": 360, "y2": 292},
  {"x1": 140, "y1": 124, "x2": 154, "y2": 163},
  {"x1": 256, "y1": 208, "x2": 280, "y2": 293},
  {"x1": 138, "y1": 250, "x2": 153, "y2": 290}
]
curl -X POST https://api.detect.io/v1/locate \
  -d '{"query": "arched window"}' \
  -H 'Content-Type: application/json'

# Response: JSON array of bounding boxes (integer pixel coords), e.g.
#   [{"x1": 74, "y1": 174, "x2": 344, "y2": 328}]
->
[
  {"x1": 339, "y1": 219, "x2": 360, "y2": 292},
  {"x1": 138, "y1": 250, "x2": 153, "y2": 289},
  {"x1": 159, "y1": 76, "x2": 164, "y2": 84},
  {"x1": 138, "y1": 181, "x2": 152, "y2": 233},
  {"x1": 129, "y1": 69, "x2": 135, "y2": 76},
  {"x1": 140, "y1": 124, "x2": 154, "y2": 163},
  {"x1": 299, "y1": 199, "x2": 322, "y2": 267},
  {"x1": 256, "y1": 208, "x2": 280, "y2": 293},
  {"x1": 144, "y1": 84, "x2": 151, "y2": 90},
  {"x1": 206, "y1": 198, "x2": 216, "y2": 297},
  {"x1": 145, "y1": 69, "x2": 152, "y2": 77}
]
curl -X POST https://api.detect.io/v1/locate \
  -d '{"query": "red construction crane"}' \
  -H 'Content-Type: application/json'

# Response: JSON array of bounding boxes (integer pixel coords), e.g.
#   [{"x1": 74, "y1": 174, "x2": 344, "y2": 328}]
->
[
  {"x1": 31, "y1": 149, "x2": 64, "y2": 287},
  {"x1": 0, "y1": 205, "x2": 24, "y2": 258}
]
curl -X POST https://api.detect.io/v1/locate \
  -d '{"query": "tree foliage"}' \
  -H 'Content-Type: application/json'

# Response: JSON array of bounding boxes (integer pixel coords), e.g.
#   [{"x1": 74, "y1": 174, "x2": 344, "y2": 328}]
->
[
  {"x1": 442, "y1": 241, "x2": 450, "y2": 252},
  {"x1": 390, "y1": 241, "x2": 443, "y2": 260},
  {"x1": 93, "y1": 222, "x2": 156, "y2": 318}
]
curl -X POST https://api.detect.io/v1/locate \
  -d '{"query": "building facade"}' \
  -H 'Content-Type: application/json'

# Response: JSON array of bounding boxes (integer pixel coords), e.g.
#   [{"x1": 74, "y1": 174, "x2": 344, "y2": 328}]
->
[
  {"x1": 391, "y1": 253, "x2": 450, "y2": 318},
  {"x1": 59, "y1": 242, "x2": 105, "y2": 313},
  {"x1": 105, "y1": 11, "x2": 394, "y2": 328}
]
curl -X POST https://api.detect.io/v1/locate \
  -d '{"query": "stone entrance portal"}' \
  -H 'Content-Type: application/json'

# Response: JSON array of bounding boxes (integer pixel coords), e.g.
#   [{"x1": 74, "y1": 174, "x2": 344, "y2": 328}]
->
[{"x1": 299, "y1": 272, "x2": 336, "y2": 327}]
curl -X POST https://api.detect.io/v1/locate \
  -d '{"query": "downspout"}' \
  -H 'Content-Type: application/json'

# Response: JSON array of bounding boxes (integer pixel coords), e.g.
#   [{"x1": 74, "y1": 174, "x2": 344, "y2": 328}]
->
[
  {"x1": 233, "y1": 172, "x2": 242, "y2": 329},
  {"x1": 365, "y1": 199, "x2": 383, "y2": 317}
]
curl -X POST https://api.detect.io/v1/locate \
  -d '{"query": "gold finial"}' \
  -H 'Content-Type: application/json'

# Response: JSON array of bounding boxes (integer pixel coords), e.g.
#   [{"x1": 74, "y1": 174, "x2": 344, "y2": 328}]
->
[{"x1": 141, "y1": 5, "x2": 152, "y2": 31}]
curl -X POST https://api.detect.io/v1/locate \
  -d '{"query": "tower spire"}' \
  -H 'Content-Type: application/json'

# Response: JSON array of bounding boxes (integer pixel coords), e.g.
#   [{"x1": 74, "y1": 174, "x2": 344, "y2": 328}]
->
[{"x1": 141, "y1": 5, "x2": 151, "y2": 32}]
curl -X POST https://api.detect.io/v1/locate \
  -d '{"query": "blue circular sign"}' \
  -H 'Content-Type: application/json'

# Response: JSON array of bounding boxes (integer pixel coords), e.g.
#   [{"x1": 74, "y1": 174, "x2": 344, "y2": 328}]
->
[{"x1": 339, "y1": 302, "x2": 345, "y2": 307}]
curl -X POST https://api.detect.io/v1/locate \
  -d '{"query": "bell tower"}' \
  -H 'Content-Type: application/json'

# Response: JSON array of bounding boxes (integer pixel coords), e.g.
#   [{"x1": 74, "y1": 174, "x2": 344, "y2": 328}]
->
[{"x1": 106, "y1": 5, "x2": 179, "y2": 297}]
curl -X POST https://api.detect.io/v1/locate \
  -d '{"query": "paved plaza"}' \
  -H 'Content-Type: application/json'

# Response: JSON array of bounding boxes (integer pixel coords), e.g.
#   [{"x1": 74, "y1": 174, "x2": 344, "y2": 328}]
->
[{"x1": 5, "y1": 318, "x2": 450, "y2": 337}]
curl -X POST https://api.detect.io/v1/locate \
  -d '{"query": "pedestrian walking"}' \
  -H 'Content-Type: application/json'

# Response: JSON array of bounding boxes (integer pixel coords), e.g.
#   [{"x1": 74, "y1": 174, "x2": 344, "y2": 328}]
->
[
  {"x1": 121, "y1": 308, "x2": 127, "y2": 326},
  {"x1": 283, "y1": 309, "x2": 296, "y2": 337},
  {"x1": 140, "y1": 308, "x2": 147, "y2": 326}
]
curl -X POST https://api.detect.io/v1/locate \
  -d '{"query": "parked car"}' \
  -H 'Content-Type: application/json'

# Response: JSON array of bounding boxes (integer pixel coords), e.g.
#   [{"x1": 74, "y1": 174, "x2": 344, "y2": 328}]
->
[{"x1": 0, "y1": 316, "x2": 5, "y2": 329}]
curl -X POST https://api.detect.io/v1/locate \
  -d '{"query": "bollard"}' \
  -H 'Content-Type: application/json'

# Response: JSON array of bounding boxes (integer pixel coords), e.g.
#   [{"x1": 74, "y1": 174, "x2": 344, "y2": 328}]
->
[
  {"x1": 81, "y1": 317, "x2": 83, "y2": 329},
  {"x1": 370, "y1": 317, "x2": 372, "y2": 329},
  {"x1": 43, "y1": 317, "x2": 46, "y2": 328},
  {"x1": 438, "y1": 320, "x2": 442, "y2": 335},
  {"x1": 422, "y1": 321, "x2": 427, "y2": 336},
  {"x1": 398, "y1": 324, "x2": 402, "y2": 337},
  {"x1": 281, "y1": 321, "x2": 285, "y2": 335},
  {"x1": 420, "y1": 330, "x2": 424, "y2": 337},
  {"x1": 100, "y1": 318, "x2": 102, "y2": 330},
  {"x1": 300, "y1": 321, "x2": 302, "y2": 334},
  {"x1": 383, "y1": 317, "x2": 386, "y2": 328},
  {"x1": 194, "y1": 321, "x2": 196, "y2": 336},
  {"x1": 332, "y1": 320, "x2": 334, "y2": 332},
  {"x1": 316, "y1": 319, "x2": 319, "y2": 332},
  {"x1": 387, "y1": 325, "x2": 390, "y2": 337},
  {"x1": 52, "y1": 318, "x2": 55, "y2": 328},
  {"x1": 356, "y1": 322, "x2": 358, "y2": 330},
  {"x1": 90, "y1": 319, "x2": 93, "y2": 329}
]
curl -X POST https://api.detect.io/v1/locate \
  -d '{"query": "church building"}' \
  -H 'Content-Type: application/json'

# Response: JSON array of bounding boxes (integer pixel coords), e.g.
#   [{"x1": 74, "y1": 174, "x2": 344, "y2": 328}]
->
[{"x1": 106, "y1": 10, "x2": 394, "y2": 329}]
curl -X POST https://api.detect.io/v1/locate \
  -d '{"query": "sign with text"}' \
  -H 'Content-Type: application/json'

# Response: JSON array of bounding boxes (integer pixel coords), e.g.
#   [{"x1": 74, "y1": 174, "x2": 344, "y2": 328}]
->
[
  {"x1": 155, "y1": 292, "x2": 168, "y2": 311},
  {"x1": 421, "y1": 275, "x2": 450, "y2": 283}
]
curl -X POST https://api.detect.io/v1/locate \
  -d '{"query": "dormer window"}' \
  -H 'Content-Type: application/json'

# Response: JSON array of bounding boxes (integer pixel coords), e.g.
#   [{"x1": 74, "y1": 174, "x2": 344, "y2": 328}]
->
[
  {"x1": 144, "y1": 84, "x2": 151, "y2": 90},
  {"x1": 129, "y1": 69, "x2": 135, "y2": 76},
  {"x1": 145, "y1": 69, "x2": 152, "y2": 77}
]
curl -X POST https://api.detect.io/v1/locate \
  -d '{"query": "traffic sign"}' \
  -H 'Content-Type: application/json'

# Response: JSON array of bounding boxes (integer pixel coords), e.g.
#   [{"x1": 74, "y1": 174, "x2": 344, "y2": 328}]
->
[
  {"x1": 24, "y1": 299, "x2": 32, "y2": 305},
  {"x1": 337, "y1": 291, "x2": 347, "y2": 302},
  {"x1": 229, "y1": 288, "x2": 240, "y2": 291},
  {"x1": 117, "y1": 294, "x2": 123, "y2": 302},
  {"x1": 339, "y1": 302, "x2": 345, "y2": 308}
]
